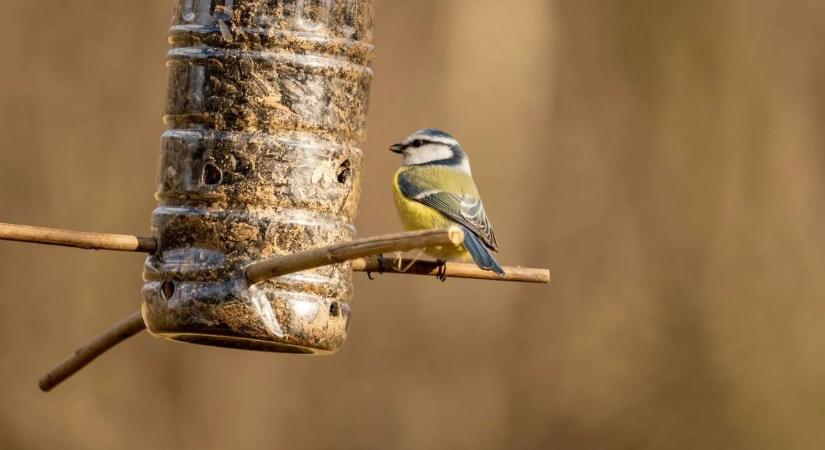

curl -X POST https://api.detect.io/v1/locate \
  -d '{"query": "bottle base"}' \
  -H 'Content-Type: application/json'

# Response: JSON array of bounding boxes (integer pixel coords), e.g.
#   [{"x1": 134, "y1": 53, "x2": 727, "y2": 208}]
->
[{"x1": 155, "y1": 332, "x2": 330, "y2": 354}]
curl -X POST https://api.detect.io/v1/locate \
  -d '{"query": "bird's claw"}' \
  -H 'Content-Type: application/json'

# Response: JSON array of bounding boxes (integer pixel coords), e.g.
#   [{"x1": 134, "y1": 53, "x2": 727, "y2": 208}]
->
[
  {"x1": 367, "y1": 254, "x2": 388, "y2": 280},
  {"x1": 436, "y1": 259, "x2": 447, "y2": 282}
]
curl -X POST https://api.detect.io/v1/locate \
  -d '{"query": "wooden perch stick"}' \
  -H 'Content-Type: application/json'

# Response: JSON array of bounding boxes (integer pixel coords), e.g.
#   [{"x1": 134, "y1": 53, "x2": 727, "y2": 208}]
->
[
  {"x1": 0, "y1": 221, "x2": 549, "y2": 283},
  {"x1": 352, "y1": 256, "x2": 550, "y2": 284},
  {"x1": 38, "y1": 312, "x2": 146, "y2": 392},
  {"x1": 245, "y1": 227, "x2": 465, "y2": 284},
  {"x1": 0, "y1": 222, "x2": 156, "y2": 253}
]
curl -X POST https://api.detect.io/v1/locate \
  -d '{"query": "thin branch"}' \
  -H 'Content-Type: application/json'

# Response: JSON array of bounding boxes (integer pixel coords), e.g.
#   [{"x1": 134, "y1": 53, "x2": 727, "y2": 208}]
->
[
  {"x1": 352, "y1": 256, "x2": 551, "y2": 284},
  {"x1": 245, "y1": 227, "x2": 465, "y2": 284},
  {"x1": 0, "y1": 222, "x2": 156, "y2": 253},
  {"x1": 39, "y1": 226, "x2": 550, "y2": 391},
  {"x1": 40, "y1": 228, "x2": 465, "y2": 390},
  {"x1": 38, "y1": 312, "x2": 147, "y2": 392}
]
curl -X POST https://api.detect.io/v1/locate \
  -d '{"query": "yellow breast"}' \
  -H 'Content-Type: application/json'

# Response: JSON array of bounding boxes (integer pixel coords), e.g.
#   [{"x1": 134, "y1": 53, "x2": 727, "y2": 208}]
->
[{"x1": 392, "y1": 168, "x2": 471, "y2": 261}]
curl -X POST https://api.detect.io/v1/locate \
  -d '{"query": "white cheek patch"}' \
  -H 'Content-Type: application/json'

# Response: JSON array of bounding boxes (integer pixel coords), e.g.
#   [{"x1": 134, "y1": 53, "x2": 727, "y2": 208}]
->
[{"x1": 403, "y1": 144, "x2": 454, "y2": 165}]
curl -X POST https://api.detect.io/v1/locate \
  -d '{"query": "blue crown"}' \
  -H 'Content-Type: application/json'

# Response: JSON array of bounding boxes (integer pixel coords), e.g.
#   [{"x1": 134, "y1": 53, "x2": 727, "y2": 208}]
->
[{"x1": 418, "y1": 128, "x2": 454, "y2": 139}]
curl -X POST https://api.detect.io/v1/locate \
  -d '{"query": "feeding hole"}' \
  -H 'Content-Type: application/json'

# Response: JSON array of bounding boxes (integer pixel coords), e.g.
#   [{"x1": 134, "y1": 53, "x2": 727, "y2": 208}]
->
[
  {"x1": 161, "y1": 281, "x2": 176, "y2": 300},
  {"x1": 337, "y1": 159, "x2": 351, "y2": 184},
  {"x1": 210, "y1": 0, "x2": 232, "y2": 16},
  {"x1": 202, "y1": 163, "x2": 223, "y2": 186},
  {"x1": 329, "y1": 301, "x2": 340, "y2": 317}
]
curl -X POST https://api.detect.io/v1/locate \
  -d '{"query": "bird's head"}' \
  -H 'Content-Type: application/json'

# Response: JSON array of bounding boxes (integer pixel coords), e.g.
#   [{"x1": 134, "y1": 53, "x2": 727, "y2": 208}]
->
[{"x1": 390, "y1": 128, "x2": 471, "y2": 173}]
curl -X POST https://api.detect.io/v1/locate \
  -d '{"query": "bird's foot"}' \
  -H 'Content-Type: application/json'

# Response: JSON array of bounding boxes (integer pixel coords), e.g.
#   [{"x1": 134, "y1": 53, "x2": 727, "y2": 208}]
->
[
  {"x1": 367, "y1": 254, "x2": 389, "y2": 280},
  {"x1": 435, "y1": 259, "x2": 447, "y2": 282}
]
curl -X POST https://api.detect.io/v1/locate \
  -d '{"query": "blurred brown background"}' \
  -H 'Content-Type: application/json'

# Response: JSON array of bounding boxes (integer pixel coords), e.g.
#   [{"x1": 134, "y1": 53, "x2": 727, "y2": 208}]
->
[{"x1": 1, "y1": 1, "x2": 824, "y2": 449}]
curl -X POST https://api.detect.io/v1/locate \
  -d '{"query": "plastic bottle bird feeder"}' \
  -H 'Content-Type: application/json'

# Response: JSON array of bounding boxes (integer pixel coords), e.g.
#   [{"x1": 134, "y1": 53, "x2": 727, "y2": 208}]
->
[
  {"x1": 142, "y1": 0, "x2": 375, "y2": 353},
  {"x1": 0, "y1": 0, "x2": 550, "y2": 392}
]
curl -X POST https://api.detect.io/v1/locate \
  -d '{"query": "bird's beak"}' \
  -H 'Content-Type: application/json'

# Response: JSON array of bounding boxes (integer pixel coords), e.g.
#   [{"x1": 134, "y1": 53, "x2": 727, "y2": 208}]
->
[{"x1": 389, "y1": 143, "x2": 405, "y2": 154}]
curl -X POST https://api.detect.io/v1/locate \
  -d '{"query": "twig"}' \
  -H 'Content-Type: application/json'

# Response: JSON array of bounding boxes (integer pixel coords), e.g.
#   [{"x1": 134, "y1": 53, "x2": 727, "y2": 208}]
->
[
  {"x1": 38, "y1": 226, "x2": 550, "y2": 391},
  {"x1": 352, "y1": 256, "x2": 551, "y2": 284},
  {"x1": 38, "y1": 312, "x2": 147, "y2": 392},
  {"x1": 0, "y1": 222, "x2": 156, "y2": 253},
  {"x1": 40, "y1": 228, "x2": 465, "y2": 390},
  {"x1": 244, "y1": 227, "x2": 465, "y2": 284}
]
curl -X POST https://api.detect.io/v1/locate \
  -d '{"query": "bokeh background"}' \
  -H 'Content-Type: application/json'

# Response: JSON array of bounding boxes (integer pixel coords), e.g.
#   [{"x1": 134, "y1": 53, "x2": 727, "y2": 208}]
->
[{"x1": 1, "y1": 1, "x2": 824, "y2": 449}]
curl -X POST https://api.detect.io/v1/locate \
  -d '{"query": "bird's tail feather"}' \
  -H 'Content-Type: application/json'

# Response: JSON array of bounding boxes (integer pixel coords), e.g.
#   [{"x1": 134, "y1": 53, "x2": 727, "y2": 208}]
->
[{"x1": 463, "y1": 227, "x2": 505, "y2": 276}]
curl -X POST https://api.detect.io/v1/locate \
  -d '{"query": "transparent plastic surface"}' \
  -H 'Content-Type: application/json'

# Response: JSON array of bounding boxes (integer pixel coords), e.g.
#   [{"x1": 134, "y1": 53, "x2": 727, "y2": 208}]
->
[{"x1": 141, "y1": 0, "x2": 374, "y2": 353}]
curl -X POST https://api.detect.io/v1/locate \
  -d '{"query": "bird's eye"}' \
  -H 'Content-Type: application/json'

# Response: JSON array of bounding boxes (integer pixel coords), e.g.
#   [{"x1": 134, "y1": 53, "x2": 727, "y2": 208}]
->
[{"x1": 411, "y1": 140, "x2": 423, "y2": 148}]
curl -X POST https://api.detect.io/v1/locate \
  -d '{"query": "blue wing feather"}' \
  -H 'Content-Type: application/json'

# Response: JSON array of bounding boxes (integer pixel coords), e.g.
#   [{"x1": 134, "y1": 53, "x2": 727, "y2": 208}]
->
[{"x1": 463, "y1": 227, "x2": 505, "y2": 275}]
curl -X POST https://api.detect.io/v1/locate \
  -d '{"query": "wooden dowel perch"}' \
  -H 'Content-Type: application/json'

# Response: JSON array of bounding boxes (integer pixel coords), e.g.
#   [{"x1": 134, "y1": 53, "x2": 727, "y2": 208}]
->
[
  {"x1": 0, "y1": 222, "x2": 156, "y2": 253},
  {"x1": 0, "y1": 221, "x2": 550, "y2": 283},
  {"x1": 38, "y1": 312, "x2": 146, "y2": 392},
  {"x1": 30, "y1": 225, "x2": 549, "y2": 391},
  {"x1": 352, "y1": 256, "x2": 550, "y2": 284}
]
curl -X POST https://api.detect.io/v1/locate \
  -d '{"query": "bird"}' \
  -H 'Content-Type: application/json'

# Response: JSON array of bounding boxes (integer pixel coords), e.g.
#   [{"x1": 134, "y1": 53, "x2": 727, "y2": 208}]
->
[{"x1": 389, "y1": 128, "x2": 504, "y2": 276}]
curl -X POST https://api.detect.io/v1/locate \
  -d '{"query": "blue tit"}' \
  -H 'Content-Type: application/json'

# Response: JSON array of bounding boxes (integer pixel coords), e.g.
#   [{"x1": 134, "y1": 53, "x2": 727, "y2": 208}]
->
[{"x1": 390, "y1": 128, "x2": 505, "y2": 275}]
